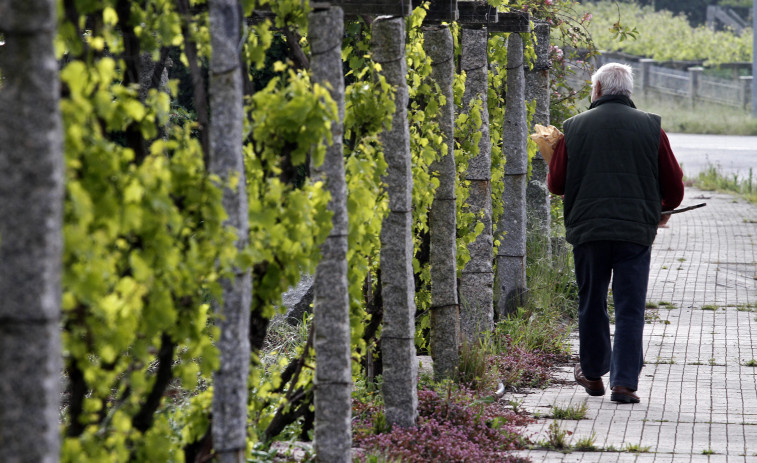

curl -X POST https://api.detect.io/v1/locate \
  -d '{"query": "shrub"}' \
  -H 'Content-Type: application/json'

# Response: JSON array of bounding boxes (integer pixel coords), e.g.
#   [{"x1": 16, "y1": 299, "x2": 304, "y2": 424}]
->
[{"x1": 354, "y1": 388, "x2": 532, "y2": 463}]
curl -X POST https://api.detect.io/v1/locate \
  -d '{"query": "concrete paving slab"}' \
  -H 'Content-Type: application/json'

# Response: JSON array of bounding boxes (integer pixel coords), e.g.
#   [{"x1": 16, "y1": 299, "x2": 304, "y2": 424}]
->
[{"x1": 510, "y1": 188, "x2": 757, "y2": 462}]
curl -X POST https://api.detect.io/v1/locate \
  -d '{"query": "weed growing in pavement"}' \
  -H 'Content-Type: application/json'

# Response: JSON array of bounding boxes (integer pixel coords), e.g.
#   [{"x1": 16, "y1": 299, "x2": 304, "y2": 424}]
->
[
  {"x1": 508, "y1": 398, "x2": 525, "y2": 414},
  {"x1": 694, "y1": 164, "x2": 757, "y2": 205},
  {"x1": 543, "y1": 421, "x2": 572, "y2": 450},
  {"x1": 551, "y1": 401, "x2": 588, "y2": 420},
  {"x1": 743, "y1": 359, "x2": 757, "y2": 367},
  {"x1": 702, "y1": 449, "x2": 715, "y2": 455},
  {"x1": 645, "y1": 301, "x2": 659, "y2": 309},
  {"x1": 702, "y1": 304, "x2": 719, "y2": 311},
  {"x1": 658, "y1": 301, "x2": 677, "y2": 309},
  {"x1": 624, "y1": 443, "x2": 651, "y2": 453},
  {"x1": 573, "y1": 433, "x2": 598, "y2": 451},
  {"x1": 650, "y1": 357, "x2": 675, "y2": 365}
]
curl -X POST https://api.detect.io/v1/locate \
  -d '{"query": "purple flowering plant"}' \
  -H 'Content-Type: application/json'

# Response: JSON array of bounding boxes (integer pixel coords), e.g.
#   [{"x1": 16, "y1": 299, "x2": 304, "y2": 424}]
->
[{"x1": 354, "y1": 387, "x2": 533, "y2": 462}]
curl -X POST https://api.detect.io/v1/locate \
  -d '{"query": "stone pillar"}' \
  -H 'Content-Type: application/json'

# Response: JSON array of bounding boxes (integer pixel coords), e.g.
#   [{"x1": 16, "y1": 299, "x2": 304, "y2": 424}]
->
[
  {"x1": 740, "y1": 75, "x2": 753, "y2": 110},
  {"x1": 495, "y1": 33, "x2": 528, "y2": 319},
  {"x1": 752, "y1": 0, "x2": 756, "y2": 117},
  {"x1": 373, "y1": 16, "x2": 418, "y2": 429},
  {"x1": 639, "y1": 58, "x2": 655, "y2": 97},
  {"x1": 309, "y1": 7, "x2": 352, "y2": 463},
  {"x1": 525, "y1": 22, "x2": 551, "y2": 258},
  {"x1": 424, "y1": 25, "x2": 460, "y2": 380},
  {"x1": 0, "y1": 1, "x2": 63, "y2": 461},
  {"x1": 208, "y1": 0, "x2": 252, "y2": 461},
  {"x1": 688, "y1": 66, "x2": 704, "y2": 108},
  {"x1": 459, "y1": 27, "x2": 494, "y2": 344}
]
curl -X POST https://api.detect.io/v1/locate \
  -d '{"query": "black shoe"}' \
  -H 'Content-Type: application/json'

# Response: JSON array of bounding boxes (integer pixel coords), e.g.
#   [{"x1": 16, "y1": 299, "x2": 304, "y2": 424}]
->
[
  {"x1": 610, "y1": 386, "x2": 640, "y2": 404},
  {"x1": 574, "y1": 364, "x2": 605, "y2": 396}
]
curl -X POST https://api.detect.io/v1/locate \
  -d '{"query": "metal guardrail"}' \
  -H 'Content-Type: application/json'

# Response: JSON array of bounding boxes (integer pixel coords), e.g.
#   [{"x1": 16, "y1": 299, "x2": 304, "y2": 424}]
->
[{"x1": 595, "y1": 52, "x2": 753, "y2": 109}]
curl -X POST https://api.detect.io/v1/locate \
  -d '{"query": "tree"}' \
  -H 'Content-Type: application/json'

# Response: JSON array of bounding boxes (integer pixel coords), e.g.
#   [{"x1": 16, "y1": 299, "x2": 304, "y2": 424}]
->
[
  {"x1": 208, "y1": 0, "x2": 252, "y2": 461},
  {"x1": 0, "y1": 0, "x2": 63, "y2": 461}
]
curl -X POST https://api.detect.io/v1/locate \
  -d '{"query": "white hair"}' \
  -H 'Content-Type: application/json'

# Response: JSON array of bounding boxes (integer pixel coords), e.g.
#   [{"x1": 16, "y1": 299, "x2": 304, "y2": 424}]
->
[{"x1": 591, "y1": 63, "x2": 634, "y2": 97}]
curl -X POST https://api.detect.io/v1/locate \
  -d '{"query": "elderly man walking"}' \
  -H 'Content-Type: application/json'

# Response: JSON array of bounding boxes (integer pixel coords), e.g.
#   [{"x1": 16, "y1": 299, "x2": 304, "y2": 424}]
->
[{"x1": 548, "y1": 63, "x2": 684, "y2": 403}]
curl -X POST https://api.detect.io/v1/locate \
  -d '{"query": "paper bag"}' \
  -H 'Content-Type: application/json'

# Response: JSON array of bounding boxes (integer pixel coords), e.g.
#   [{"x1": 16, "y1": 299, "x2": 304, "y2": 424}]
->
[{"x1": 529, "y1": 124, "x2": 564, "y2": 163}]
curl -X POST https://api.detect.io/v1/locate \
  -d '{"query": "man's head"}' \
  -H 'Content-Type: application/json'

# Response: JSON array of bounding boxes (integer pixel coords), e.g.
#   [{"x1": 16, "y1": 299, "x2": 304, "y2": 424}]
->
[{"x1": 590, "y1": 63, "x2": 634, "y2": 102}]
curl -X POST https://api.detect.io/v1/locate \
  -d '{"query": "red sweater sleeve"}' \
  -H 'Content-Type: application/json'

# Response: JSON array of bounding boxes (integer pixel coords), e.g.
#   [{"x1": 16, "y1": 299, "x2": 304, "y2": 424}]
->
[
  {"x1": 547, "y1": 136, "x2": 567, "y2": 195},
  {"x1": 658, "y1": 129, "x2": 684, "y2": 211}
]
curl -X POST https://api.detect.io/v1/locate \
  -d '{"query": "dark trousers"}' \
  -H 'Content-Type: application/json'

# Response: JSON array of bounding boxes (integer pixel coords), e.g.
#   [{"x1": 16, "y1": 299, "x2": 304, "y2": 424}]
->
[{"x1": 573, "y1": 241, "x2": 651, "y2": 391}]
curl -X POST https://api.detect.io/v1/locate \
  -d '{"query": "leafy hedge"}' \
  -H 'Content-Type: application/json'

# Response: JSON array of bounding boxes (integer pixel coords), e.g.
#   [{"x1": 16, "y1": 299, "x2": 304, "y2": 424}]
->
[{"x1": 580, "y1": 1, "x2": 753, "y2": 65}]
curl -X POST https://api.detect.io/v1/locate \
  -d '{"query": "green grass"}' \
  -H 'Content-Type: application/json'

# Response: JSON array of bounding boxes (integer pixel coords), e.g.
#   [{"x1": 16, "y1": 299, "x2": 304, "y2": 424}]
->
[
  {"x1": 743, "y1": 359, "x2": 757, "y2": 367},
  {"x1": 457, "y1": 337, "x2": 496, "y2": 391},
  {"x1": 525, "y1": 218, "x2": 579, "y2": 321},
  {"x1": 551, "y1": 401, "x2": 589, "y2": 420},
  {"x1": 624, "y1": 443, "x2": 651, "y2": 453},
  {"x1": 573, "y1": 433, "x2": 598, "y2": 451},
  {"x1": 692, "y1": 164, "x2": 757, "y2": 205},
  {"x1": 702, "y1": 304, "x2": 719, "y2": 311},
  {"x1": 644, "y1": 311, "x2": 660, "y2": 323},
  {"x1": 634, "y1": 93, "x2": 757, "y2": 136},
  {"x1": 543, "y1": 421, "x2": 570, "y2": 450},
  {"x1": 496, "y1": 227, "x2": 576, "y2": 356},
  {"x1": 650, "y1": 357, "x2": 675, "y2": 365}
]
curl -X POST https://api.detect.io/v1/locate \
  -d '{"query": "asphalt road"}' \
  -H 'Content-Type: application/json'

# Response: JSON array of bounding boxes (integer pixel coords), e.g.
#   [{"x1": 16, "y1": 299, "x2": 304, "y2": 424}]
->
[{"x1": 667, "y1": 132, "x2": 757, "y2": 180}]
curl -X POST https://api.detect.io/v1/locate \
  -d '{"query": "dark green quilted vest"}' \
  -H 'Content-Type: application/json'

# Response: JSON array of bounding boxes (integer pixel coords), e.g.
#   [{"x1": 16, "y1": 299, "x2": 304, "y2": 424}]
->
[{"x1": 562, "y1": 96, "x2": 662, "y2": 247}]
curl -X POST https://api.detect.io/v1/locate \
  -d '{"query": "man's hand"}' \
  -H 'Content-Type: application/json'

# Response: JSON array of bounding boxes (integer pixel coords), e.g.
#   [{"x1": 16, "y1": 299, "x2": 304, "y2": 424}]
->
[{"x1": 658, "y1": 214, "x2": 671, "y2": 228}]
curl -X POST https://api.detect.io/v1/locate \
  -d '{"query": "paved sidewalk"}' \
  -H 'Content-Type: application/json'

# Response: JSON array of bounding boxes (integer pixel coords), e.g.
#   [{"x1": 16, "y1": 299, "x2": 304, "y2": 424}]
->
[{"x1": 511, "y1": 188, "x2": 757, "y2": 462}]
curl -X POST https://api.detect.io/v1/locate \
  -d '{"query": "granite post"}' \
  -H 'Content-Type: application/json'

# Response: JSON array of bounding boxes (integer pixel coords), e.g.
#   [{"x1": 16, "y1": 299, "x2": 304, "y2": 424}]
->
[
  {"x1": 310, "y1": 7, "x2": 352, "y2": 462},
  {"x1": 208, "y1": 1, "x2": 252, "y2": 461},
  {"x1": 525, "y1": 22, "x2": 552, "y2": 257},
  {"x1": 459, "y1": 27, "x2": 494, "y2": 344},
  {"x1": 495, "y1": 33, "x2": 528, "y2": 319},
  {"x1": 0, "y1": 1, "x2": 63, "y2": 460},
  {"x1": 424, "y1": 25, "x2": 460, "y2": 380},
  {"x1": 373, "y1": 16, "x2": 418, "y2": 428}
]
